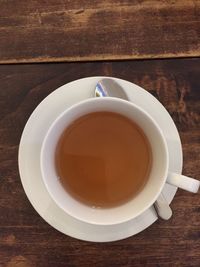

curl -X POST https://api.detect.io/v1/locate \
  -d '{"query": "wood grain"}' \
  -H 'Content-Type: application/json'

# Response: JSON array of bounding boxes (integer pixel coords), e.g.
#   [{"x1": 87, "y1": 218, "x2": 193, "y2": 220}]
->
[
  {"x1": 0, "y1": 0, "x2": 200, "y2": 64},
  {"x1": 0, "y1": 58, "x2": 200, "y2": 266}
]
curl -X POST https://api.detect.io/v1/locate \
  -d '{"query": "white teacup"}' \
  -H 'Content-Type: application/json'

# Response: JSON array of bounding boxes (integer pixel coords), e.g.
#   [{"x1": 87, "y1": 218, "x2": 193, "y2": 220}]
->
[{"x1": 40, "y1": 98, "x2": 200, "y2": 225}]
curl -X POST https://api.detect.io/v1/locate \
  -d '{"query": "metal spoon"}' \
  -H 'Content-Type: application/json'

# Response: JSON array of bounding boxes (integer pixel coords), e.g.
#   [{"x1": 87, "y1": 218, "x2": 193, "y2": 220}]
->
[{"x1": 95, "y1": 78, "x2": 172, "y2": 220}]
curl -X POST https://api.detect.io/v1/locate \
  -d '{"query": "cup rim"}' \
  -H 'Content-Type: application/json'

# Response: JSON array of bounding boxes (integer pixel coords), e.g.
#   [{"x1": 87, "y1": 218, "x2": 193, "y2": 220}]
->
[{"x1": 40, "y1": 97, "x2": 169, "y2": 225}]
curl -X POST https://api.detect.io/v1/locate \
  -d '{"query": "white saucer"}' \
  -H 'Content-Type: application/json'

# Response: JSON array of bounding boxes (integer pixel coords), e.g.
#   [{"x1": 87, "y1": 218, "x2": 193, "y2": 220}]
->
[{"x1": 18, "y1": 77, "x2": 183, "y2": 242}]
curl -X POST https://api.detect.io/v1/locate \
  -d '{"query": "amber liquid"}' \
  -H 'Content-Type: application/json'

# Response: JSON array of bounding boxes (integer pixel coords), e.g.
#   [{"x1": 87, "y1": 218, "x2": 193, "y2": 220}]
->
[{"x1": 55, "y1": 112, "x2": 152, "y2": 208}]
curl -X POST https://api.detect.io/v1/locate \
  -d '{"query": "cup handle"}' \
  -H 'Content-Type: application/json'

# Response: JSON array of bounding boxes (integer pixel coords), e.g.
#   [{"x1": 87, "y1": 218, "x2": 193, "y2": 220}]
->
[{"x1": 167, "y1": 173, "x2": 200, "y2": 193}]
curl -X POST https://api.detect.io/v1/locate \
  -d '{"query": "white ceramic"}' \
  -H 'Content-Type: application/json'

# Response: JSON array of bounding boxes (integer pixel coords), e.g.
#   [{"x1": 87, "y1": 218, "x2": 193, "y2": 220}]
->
[{"x1": 19, "y1": 77, "x2": 184, "y2": 241}]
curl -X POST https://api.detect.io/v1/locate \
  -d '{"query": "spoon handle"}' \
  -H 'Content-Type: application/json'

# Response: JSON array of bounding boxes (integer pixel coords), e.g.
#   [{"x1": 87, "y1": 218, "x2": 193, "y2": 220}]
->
[{"x1": 154, "y1": 193, "x2": 172, "y2": 220}]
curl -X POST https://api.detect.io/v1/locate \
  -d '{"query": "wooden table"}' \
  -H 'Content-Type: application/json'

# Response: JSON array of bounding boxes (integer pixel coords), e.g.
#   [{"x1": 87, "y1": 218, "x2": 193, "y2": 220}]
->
[
  {"x1": 0, "y1": 1, "x2": 200, "y2": 267},
  {"x1": 1, "y1": 0, "x2": 200, "y2": 63}
]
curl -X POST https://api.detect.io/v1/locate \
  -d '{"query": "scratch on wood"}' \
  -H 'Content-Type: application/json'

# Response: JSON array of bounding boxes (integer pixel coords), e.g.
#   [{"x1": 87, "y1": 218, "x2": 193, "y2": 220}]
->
[
  {"x1": 141, "y1": 74, "x2": 154, "y2": 92},
  {"x1": 2, "y1": 234, "x2": 16, "y2": 246},
  {"x1": 35, "y1": 9, "x2": 42, "y2": 25},
  {"x1": 177, "y1": 81, "x2": 190, "y2": 114},
  {"x1": 74, "y1": 9, "x2": 85, "y2": 15},
  {"x1": 6, "y1": 256, "x2": 34, "y2": 267},
  {"x1": 103, "y1": 62, "x2": 113, "y2": 76}
]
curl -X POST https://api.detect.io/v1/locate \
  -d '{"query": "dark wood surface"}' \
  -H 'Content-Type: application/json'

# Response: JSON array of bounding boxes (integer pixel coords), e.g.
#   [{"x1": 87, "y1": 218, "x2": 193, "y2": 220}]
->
[
  {"x1": 0, "y1": 58, "x2": 200, "y2": 267},
  {"x1": 1, "y1": 0, "x2": 200, "y2": 64}
]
